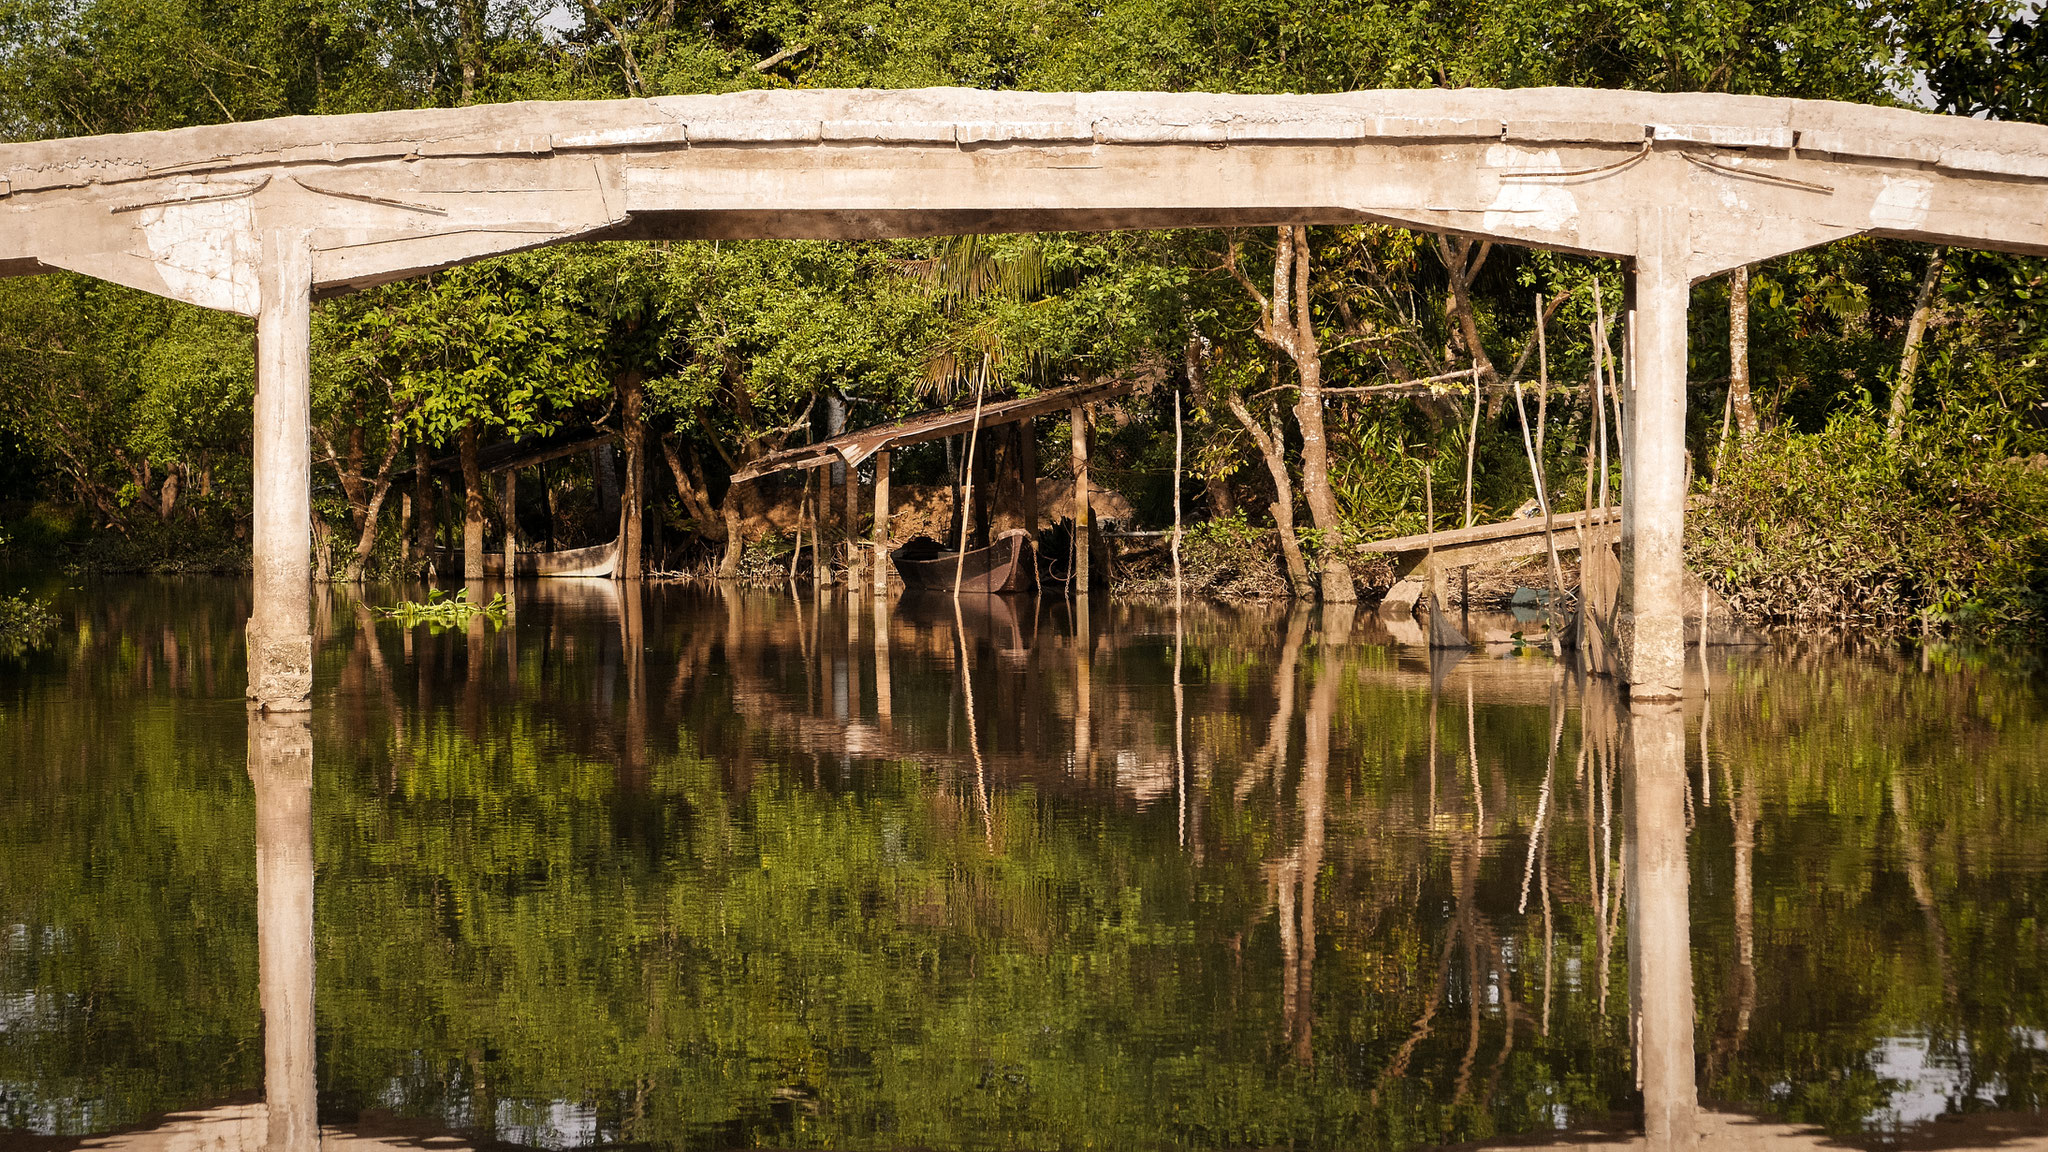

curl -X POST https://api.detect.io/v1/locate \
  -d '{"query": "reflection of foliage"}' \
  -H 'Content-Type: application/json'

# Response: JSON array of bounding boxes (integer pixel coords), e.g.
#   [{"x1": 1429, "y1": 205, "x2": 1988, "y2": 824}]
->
[
  {"x1": 1, "y1": 587, "x2": 2044, "y2": 1148},
  {"x1": 0, "y1": 591, "x2": 55, "y2": 655},
  {"x1": 1691, "y1": 410, "x2": 2048, "y2": 634},
  {"x1": 374, "y1": 588, "x2": 507, "y2": 631}
]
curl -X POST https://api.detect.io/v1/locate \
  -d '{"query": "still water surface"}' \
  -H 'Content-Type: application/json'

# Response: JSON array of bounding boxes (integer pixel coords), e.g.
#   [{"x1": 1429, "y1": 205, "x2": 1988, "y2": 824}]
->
[{"x1": 0, "y1": 578, "x2": 2044, "y2": 1151}]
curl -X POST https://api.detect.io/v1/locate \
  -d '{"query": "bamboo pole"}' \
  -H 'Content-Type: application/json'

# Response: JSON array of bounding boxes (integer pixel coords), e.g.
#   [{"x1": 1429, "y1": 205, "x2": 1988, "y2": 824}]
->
[
  {"x1": 954, "y1": 369, "x2": 989, "y2": 598},
  {"x1": 1511, "y1": 293, "x2": 1567, "y2": 655}
]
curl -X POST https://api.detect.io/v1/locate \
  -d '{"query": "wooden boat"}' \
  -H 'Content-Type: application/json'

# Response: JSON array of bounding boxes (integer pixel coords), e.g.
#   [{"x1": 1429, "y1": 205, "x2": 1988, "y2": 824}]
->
[
  {"x1": 432, "y1": 537, "x2": 619, "y2": 578},
  {"x1": 890, "y1": 529, "x2": 1037, "y2": 593}
]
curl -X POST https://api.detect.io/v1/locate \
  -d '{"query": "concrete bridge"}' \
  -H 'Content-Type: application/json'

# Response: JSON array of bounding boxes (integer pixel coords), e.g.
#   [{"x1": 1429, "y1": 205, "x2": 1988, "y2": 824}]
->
[{"x1": 5, "y1": 85, "x2": 2047, "y2": 708}]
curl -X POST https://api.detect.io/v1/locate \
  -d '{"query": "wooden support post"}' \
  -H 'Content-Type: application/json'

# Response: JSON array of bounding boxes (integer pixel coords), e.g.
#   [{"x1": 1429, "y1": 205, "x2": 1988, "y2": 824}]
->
[
  {"x1": 872, "y1": 450, "x2": 891, "y2": 595},
  {"x1": 249, "y1": 228, "x2": 314, "y2": 712},
  {"x1": 844, "y1": 452, "x2": 862, "y2": 588},
  {"x1": 1070, "y1": 405, "x2": 1091, "y2": 595},
  {"x1": 1020, "y1": 419, "x2": 1038, "y2": 541}
]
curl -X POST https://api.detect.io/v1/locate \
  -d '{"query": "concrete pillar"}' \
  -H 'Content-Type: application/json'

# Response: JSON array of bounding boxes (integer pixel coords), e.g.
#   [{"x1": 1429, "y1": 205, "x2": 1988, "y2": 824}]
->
[
  {"x1": 249, "y1": 230, "x2": 314, "y2": 712},
  {"x1": 1620, "y1": 215, "x2": 1691, "y2": 699},
  {"x1": 1070, "y1": 406, "x2": 1090, "y2": 595},
  {"x1": 872, "y1": 450, "x2": 891, "y2": 595},
  {"x1": 1625, "y1": 699, "x2": 1698, "y2": 1144},
  {"x1": 250, "y1": 710, "x2": 317, "y2": 1152}
]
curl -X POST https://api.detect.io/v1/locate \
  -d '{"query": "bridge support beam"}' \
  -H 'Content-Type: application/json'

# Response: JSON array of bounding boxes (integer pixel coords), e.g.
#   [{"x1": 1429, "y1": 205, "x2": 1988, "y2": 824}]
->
[
  {"x1": 247, "y1": 232, "x2": 315, "y2": 712},
  {"x1": 1618, "y1": 215, "x2": 1690, "y2": 699}
]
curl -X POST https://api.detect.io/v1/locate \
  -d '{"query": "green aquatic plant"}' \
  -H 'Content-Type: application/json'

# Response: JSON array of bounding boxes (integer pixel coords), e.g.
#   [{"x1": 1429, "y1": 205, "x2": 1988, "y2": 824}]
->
[
  {"x1": 373, "y1": 587, "x2": 507, "y2": 631},
  {"x1": 0, "y1": 590, "x2": 56, "y2": 655}
]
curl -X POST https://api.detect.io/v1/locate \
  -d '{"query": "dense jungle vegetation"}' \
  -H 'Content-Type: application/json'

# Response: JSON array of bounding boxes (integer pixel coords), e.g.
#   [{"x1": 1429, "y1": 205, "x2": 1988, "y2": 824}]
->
[{"x1": 4, "y1": 0, "x2": 2048, "y2": 634}]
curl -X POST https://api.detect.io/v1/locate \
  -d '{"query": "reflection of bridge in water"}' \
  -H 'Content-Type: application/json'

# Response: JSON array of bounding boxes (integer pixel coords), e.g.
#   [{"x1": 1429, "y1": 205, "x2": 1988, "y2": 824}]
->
[{"x1": 44, "y1": 585, "x2": 2019, "y2": 1152}]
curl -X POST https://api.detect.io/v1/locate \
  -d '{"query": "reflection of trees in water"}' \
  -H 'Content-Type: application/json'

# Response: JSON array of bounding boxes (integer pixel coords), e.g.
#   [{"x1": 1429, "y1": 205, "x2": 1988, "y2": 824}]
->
[{"x1": 2, "y1": 583, "x2": 2045, "y2": 1148}]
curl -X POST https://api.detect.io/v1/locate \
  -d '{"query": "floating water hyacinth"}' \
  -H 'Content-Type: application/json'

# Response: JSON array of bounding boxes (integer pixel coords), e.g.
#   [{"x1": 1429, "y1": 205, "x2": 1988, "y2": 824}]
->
[{"x1": 374, "y1": 587, "x2": 508, "y2": 631}]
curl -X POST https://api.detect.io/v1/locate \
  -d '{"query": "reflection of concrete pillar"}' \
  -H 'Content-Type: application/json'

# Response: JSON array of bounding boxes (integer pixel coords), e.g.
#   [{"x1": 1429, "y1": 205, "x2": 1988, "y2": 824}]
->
[
  {"x1": 248, "y1": 231, "x2": 315, "y2": 712},
  {"x1": 1625, "y1": 699, "x2": 1697, "y2": 1144},
  {"x1": 250, "y1": 711, "x2": 318, "y2": 1152},
  {"x1": 1620, "y1": 216, "x2": 1690, "y2": 699}
]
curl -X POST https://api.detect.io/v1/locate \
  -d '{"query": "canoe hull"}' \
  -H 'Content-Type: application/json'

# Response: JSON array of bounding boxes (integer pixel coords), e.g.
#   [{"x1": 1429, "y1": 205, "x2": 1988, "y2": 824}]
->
[
  {"x1": 891, "y1": 529, "x2": 1036, "y2": 594},
  {"x1": 433, "y1": 538, "x2": 619, "y2": 578}
]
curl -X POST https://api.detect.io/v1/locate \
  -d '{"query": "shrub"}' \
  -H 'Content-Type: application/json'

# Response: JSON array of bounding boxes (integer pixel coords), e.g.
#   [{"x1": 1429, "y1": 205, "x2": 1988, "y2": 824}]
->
[{"x1": 1690, "y1": 411, "x2": 2048, "y2": 636}]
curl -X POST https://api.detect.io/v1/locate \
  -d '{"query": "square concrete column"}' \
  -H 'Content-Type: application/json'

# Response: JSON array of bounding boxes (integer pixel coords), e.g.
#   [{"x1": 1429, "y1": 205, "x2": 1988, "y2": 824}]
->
[
  {"x1": 248, "y1": 230, "x2": 315, "y2": 712},
  {"x1": 1624, "y1": 699, "x2": 1698, "y2": 1143},
  {"x1": 1619, "y1": 215, "x2": 1690, "y2": 699}
]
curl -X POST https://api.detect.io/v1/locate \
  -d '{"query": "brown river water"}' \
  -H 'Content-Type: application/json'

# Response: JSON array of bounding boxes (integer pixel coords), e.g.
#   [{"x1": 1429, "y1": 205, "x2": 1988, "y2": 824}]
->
[{"x1": 0, "y1": 577, "x2": 2042, "y2": 1151}]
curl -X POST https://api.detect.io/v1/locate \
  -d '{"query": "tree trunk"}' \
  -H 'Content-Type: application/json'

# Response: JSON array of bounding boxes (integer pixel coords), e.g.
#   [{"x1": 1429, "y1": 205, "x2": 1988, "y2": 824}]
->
[
  {"x1": 414, "y1": 443, "x2": 436, "y2": 577},
  {"x1": 1888, "y1": 249, "x2": 1946, "y2": 442},
  {"x1": 1230, "y1": 395, "x2": 1312, "y2": 598},
  {"x1": 1437, "y1": 236, "x2": 1498, "y2": 387},
  {"x1": 159, "y1": 469, "x2": 180, "y2": 519},
  {"x1": 461, "y1": 421, "x2": 485, "y2": 580},
  {"x1": 617, "y1": 369, "x2": 646, "y2": 580},
  {"x1": 1281, "y1": 229, "x2": 1354, "y2": 602},
  {"x1": 1229, "y1": 226, "x2": 1351, "y2": 601},
  {"x1": 346, "y1": 479, "x2": 394, "y2": 584},
  {"x1": 1728, "y1": 265, "x2": 1758, "y2": 438},
  {"x1": 662, "y1": 435, "x2": 725, "y2": 540},
  {"x1": 717, "y1": 479, "x2": 750, "y2": 579},
  {"x1": 595, "y1": 443, "x2": 620, "y2": 523}
]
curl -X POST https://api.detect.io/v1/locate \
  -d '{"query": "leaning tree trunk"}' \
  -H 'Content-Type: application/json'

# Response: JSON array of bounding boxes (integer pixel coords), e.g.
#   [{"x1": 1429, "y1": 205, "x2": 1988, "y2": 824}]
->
[
  {"x1": 617, "y1": 369, "x2": 646, "y2": 580},
  {"x1": 1280, "y1": 228, "x2": 1354, "y2": 601},
  {"x1": 1229, "y1": 395, "x2": 1313, "y2": 598},
  {"x1": 461, "y1": 421, "x2": 486, "y2": 580},
  {"x1": 1888, "y1": 249, "x2": 1947, "y2": 442}
]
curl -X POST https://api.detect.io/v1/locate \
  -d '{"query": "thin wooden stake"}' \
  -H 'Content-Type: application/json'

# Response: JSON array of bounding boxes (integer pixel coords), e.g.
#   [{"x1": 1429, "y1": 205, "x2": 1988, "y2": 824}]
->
[
  {"x1": 954, "y1": 367, "x2": 989, "y2": 598},
  {"x1": 1511, "y1": 293, "x2": 1567, "y2": 655},
  {"x1": 1172, "y1": 391, "x2": 1184, "y2": 608}
]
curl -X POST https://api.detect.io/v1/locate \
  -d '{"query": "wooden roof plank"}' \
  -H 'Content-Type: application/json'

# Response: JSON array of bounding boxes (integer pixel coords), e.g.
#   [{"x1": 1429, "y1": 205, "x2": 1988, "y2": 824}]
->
[{"x1": 728, "y1": 377, "x2": 1136, "y2": 483}]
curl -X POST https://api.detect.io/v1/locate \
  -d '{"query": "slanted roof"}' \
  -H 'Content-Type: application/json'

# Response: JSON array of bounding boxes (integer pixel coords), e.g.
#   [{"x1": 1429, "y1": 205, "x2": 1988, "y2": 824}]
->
[{"x1": 727, "y1": 377, "x2": 1137, "y2": 484}]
